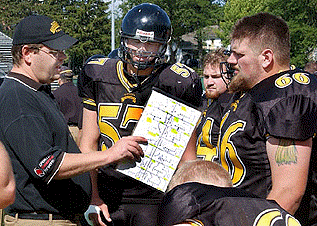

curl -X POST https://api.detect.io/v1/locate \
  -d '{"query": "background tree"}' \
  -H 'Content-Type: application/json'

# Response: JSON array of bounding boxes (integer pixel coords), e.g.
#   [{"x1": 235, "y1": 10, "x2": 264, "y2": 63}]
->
[
  {"x1": 40, "y1": 0, "x2": 111, "y2": 74},
  {"x1": 0, "y1": 0, "x2": 316, "y2": 70},
  {"x1": 0, "y1": 0, "x2": 40, "y2": 36},
  {"x1": 218, "y1": 0, "x2": 270, "y2": 47},
  {"x1": 0, "y1": 0, "x2": 111, "y2": 74},
  {"x1": 219, "y1": 0, "x2": 317, "y2": 68},
  {"x1": 267, "y1": 0, "x2": 317, "y2": 67}
]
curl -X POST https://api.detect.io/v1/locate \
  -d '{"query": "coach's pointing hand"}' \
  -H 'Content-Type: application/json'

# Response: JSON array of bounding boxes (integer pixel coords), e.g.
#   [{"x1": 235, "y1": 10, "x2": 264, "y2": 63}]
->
[{"x1": 105, "y1": 136, "x2": 147, "y2": 163}]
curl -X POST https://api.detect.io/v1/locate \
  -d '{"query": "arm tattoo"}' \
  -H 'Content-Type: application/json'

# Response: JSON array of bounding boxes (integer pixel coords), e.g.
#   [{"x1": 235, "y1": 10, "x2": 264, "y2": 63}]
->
[{"x1": 275, "y1": 139, "x2": 297, "y2": 166}]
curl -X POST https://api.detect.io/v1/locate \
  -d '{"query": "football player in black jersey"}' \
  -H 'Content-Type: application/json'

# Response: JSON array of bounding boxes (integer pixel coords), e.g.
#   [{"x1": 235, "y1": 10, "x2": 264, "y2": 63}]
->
[
  {"x1": 184, "y1": 48, "x2": 232, "y2": 162},
  {"x1": 158, "y1": 160, "x2": 301, "y2": 226},
  {"x1": 78, "y1": 3, "x2": 202, "y2": 226},
  {"x1": 217, "y1": 12, "x2": 317, "y2": 225}
]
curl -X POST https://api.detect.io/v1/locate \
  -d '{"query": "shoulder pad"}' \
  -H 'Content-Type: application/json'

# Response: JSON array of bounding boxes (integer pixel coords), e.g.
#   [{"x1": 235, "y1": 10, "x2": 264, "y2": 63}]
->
[
  {"x1": 251, "y1": 70, "x2": 317, "y2": 140},
  {"x1": 83, "y1": 58, "x2": 121, "y2": 84},
  {"x1": 85, "y1": 54, "x2": 107, "y2": 64},
  {"x1": 166, "y1": 62, "x2": 196, "y2": 78},
  {"x1": 156, "y1": 63, "x2": 203, "y2": 107}
]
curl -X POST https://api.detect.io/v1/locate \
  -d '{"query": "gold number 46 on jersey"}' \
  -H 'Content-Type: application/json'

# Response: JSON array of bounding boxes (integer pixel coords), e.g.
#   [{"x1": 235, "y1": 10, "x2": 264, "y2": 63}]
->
[{"x1": 218, "y1": 111, "x2": 247, "y2": 186}]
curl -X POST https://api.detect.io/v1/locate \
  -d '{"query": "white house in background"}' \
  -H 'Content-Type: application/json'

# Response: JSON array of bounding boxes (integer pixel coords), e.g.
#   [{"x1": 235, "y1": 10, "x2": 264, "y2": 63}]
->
[
  {"x1": 0, "y1": 31, "x2": 13, "y2": 78},
  {"x1": 178, "y1": 25, "x2": 222, "y2": 65},
  {"x1": 205, "y1": 38, "x2": 222, "y2": 51}
]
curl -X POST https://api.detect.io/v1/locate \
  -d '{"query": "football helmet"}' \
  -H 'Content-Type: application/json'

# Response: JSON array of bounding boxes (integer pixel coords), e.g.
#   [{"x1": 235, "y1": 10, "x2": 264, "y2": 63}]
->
[{"x1": 119, "y1": 3, "x2": 172, "y2": 71}]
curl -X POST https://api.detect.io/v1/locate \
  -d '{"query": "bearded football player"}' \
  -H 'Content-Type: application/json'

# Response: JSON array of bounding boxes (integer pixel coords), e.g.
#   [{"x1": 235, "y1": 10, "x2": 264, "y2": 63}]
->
[
  {"x1": 183, "y1": 48, "x2": 232, "y2": 162},
  {"x1": 216, "y1": 12, "x2": 317, "y2": 225},
  {"x1": 78, "y1": 3, "x2": 202, "y2": 226}
]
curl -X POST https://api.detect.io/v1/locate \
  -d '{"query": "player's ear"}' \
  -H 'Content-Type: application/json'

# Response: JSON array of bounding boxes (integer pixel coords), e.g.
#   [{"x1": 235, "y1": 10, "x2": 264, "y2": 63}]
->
[{"x1": 261, "y1": 49, "x2": 273, "y2": 69}]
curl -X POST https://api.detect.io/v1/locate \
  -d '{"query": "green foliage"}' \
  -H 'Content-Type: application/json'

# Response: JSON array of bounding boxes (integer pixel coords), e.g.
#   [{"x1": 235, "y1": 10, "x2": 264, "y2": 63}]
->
[
  {"x1": 220, "y1": 0, "x2": 317, "y2": 68},
  {"x1": 156, "y1": 0, "x2": 222, "y2": 46},
  {"x1": 0, "y1": 0, "x2": 41, "y2": 36},
  {"x1": 267, "y1": 0, "x2": 317, "y2": 67},
  {"x1": 42, "y1": 0, "x2": 111, "y2": 72},
  {"x1": 1, "y1": 0, "x2": 315, "y2": 70},
  {"x1": 219, "y1": 0, "x2": 270, "y2": 47},
  {"x1": 0, "y1": 0, "x2": 223, "y2": 68},
  {"x1": 0, "y1": 0, "x2": 111, "y2": 74}
]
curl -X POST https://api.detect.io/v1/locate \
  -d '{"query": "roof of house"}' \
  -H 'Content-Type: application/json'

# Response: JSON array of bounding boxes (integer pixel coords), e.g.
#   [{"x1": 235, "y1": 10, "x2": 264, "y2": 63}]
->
[
  {"x1": 181, "y1": 25, "x2": 219, "y2": 46},
  {"x1": 0, "y1": 31, "x2": 12, "y2": 76}
]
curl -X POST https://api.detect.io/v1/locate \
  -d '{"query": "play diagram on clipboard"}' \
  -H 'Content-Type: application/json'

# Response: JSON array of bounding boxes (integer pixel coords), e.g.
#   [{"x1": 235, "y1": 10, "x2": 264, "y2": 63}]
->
[{"x1": 117, "y1": 88, "x2": 201, "y2": 192}]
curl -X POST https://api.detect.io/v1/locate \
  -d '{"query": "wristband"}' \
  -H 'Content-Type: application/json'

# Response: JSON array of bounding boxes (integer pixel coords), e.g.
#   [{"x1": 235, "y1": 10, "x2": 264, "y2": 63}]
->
[{"x1": 84, "y1": 205, "x2": 101, "y2": 225}]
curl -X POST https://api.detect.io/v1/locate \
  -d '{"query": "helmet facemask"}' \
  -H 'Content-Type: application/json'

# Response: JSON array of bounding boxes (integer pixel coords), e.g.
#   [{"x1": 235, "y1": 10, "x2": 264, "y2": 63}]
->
[
  {"x1": 220, "y1": 61, "x2": 235, "y2": 88},
  {"x1": 119, "y1": 36, "x2": 167, "y2": 72},
  {"x1": 220, "y1": 47, "x2": 235, "y2": 88}
]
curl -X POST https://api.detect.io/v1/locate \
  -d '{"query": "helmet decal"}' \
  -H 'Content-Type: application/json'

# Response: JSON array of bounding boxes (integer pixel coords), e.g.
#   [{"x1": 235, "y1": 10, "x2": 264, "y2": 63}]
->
[{"x1": 136, "y1": 29, "x2": 155, "y2": 41}]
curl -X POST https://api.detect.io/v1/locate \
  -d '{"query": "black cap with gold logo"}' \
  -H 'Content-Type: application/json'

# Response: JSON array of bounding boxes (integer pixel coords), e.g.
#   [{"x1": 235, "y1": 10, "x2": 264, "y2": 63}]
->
[{"x1": 12, "y1": 14, "x2": 78, "y2": 50}]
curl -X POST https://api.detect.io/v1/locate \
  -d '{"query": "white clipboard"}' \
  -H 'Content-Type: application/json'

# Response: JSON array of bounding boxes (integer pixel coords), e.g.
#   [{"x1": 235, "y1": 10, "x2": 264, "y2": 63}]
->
[{"x1": 117, "y1": 88, "x2": 201, "y2": 192}]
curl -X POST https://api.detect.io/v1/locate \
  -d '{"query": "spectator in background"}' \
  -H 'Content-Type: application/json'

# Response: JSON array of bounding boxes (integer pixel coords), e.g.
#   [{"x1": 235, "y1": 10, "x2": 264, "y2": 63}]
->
[
  {"x1": 304, "y1": 61, "x2": 317, "y2": 76},
  {"x1": 0, "y1": 141, "x2": 15, "y2": 209},
  {"x1": 53, "y1": 66, "x2": 83, "y2": 145},
  {"x1": 157, "y1": 160, "x2": 301, "y2": 226}
]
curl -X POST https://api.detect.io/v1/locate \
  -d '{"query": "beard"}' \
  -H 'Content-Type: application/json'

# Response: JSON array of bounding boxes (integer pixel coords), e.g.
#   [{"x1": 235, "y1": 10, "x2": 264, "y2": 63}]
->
[
  {"x1": 228, "y1": 73, "x2": 252, "y2": 93},
  {"x1": 205, "y1": 89, "x2": 220, "y2": 99}
]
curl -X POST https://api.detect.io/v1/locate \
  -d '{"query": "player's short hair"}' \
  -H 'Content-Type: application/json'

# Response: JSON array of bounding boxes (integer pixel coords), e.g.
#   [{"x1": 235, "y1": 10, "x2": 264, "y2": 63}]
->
[
  {"x1": 202, "y1": 48, "x2": 227, "y2": 70},
  {"x1": 231, "y1": 12, "x2": 290, "y2": 66},
  {"x1": 167, "y1": 160, "x2": 233, "y2": 192}
]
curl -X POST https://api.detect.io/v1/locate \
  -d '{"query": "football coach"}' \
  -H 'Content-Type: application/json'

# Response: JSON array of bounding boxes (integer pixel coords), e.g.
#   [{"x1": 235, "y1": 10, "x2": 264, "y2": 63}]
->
[{"x1": 0, "y1": 14, "x2": 145, "y2": 226}]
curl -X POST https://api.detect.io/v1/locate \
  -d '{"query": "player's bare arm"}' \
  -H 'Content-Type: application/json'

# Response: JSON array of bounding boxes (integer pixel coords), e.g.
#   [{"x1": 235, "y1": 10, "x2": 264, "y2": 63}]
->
[
  {"x1": 75, "y1": 108, "x2": 146, "y2": 225},
  {"x1": 275, "y1": 139, "x2": 298, "y2": 165},
  {"x1": 180, "y1": 129, "x2": 198, "y2": 167},
  {"x1": 266, "y1": 136, "x2": 312, "y2": 214},
  {"x1": 79, "y1": 108, "x2": 112, "y2": 225},
  {"x1": 0, "y1": 141, "x2": 15, "y2": 208},
  {"x1": 79, "y1": 108, "x2": 100, "y2": 154}
]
